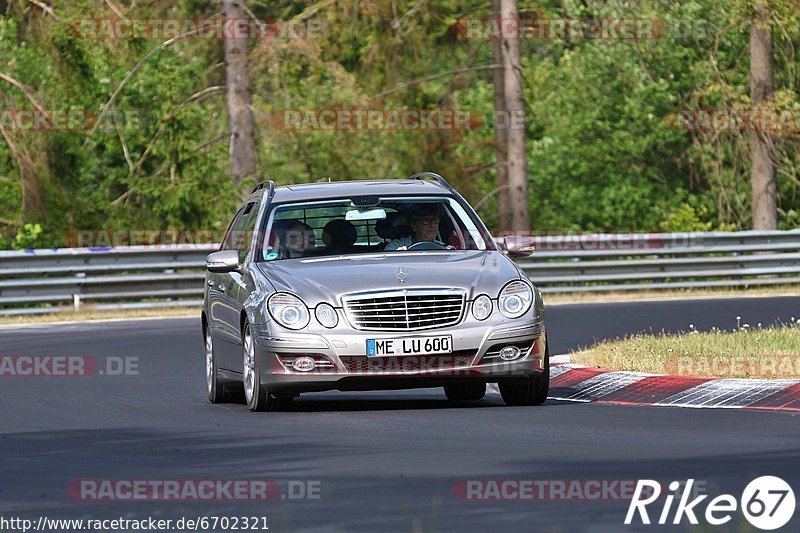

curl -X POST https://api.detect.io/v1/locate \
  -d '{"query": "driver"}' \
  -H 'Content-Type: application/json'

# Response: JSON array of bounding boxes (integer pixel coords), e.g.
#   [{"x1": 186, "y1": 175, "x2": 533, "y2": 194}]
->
[{"x1": 385, "y1": 204, "x2": 444, "y2": 251}]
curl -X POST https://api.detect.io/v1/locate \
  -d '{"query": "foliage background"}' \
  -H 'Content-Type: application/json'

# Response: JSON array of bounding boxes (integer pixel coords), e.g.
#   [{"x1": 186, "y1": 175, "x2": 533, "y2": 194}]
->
[{"x1": 1, "y1": 0, "x2": 799, "y2": 249}]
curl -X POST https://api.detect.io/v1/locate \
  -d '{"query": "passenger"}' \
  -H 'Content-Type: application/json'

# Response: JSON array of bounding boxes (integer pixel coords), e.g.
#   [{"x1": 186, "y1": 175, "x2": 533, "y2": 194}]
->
[
  {"x1": 385, "y1": 204, "x2": 444, "y2": 251},
  {"x1": 276, "y1": 220, "x2": 315, "y2": 259},
  {"x1": 322, "y1": 219, "x2": 358, "y2": 254}
]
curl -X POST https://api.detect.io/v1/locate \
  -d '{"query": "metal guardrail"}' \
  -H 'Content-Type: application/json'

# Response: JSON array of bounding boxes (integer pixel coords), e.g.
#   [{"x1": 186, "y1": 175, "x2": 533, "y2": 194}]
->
[
  {"x1": 0, "y1": 230, "x2": 798, "y2": 315},
  {"x1": 515, "y1": 230, "x2": 800, "y2": 292},
  {"x1": 0, "y1": 246, "x2": 215, "y2": 315}
]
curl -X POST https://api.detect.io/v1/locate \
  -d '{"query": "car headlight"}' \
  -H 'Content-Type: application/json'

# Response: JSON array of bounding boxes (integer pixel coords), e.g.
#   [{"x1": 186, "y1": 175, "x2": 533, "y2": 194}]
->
[
  {"x1": 472, "y1": 294, "x2": 492, "y2": 321},
  {"x1": 315, "y1": 303, "x2": 339, "y2": 328},
  {"x1": 268, "y1": 293, "x2": 310, "y2": 329},
  {"x1": 498, "y1": 281, "x2": 533, "y2": 319}
]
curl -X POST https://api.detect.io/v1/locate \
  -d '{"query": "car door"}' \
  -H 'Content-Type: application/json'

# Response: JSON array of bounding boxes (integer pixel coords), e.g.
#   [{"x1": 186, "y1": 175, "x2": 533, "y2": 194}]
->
[
  {"x1": 208, "y1": 204, "x2": 253, "y2": 371},
  {"x1": 227, "y1": 199, "x2": 262, "y2": 348}
]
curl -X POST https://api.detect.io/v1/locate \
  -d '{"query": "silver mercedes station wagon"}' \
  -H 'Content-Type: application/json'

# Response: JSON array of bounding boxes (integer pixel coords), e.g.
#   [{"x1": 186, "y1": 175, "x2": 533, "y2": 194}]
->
[{"x1": 203, "y1": 173, "x2": 548, "y2": 411}]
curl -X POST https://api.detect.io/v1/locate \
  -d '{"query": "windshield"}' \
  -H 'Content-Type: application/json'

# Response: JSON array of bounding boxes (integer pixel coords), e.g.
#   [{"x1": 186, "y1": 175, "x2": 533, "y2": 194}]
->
[{"x1": 259, "y1": 196, "x2": 492, "y2": 261}]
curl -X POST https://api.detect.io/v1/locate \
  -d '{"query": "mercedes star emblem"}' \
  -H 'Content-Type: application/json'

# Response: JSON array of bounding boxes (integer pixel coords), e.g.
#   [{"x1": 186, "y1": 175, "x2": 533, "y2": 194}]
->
[{"x1": 395, "y1": 266, "x2": 408, "y2": 283}]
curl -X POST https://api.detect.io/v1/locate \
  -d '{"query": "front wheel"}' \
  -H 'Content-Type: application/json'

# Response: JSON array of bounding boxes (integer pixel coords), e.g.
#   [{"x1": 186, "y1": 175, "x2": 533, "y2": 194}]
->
[
  {"x1": 499, "y1": 340, "x2": 550, "y2": 406},
  {"x1": 243, "y1": 324, "x2": 292, "y2": 412},
  {"x1": 205, "y1": 325, "x2": 226, "y2": 403}
]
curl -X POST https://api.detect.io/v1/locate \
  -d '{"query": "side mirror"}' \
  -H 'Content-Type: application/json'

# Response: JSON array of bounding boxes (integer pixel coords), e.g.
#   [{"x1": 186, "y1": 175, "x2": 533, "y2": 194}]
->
[
  {"x1": 502, "y1": 235, "x2": 535, "y2": 259},
  {"x1": 206, "y1": 250, "x2": 240, "y2": 273}
]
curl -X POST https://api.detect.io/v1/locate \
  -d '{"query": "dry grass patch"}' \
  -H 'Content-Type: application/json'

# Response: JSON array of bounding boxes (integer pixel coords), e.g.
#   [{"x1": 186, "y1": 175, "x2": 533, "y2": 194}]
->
[
  {"x1": 543, "y1": 284, "x2": 800, "y2": 304},
  {"x1": 0, "y1": 306, "x2": 199, "y2": 325},
  {"x1": 572, "y1": 321, "x2": 800, "y2": 379}
]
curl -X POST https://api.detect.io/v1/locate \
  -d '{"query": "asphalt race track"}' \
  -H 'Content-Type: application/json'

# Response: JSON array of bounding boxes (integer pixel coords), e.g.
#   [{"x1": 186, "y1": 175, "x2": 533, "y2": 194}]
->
[{"x1": 1, "y1": 296, "x2": 799, "y2": 532}]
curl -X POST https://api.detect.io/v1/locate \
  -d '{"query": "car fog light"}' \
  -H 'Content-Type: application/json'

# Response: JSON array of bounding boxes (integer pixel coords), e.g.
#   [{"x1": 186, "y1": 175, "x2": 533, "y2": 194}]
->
[
  {"x1": 292, "y1": 356, "x2": 316, "y2": 372},
  {"x1": 499, "y1": 346, "x2": 522, "y2": 361}
]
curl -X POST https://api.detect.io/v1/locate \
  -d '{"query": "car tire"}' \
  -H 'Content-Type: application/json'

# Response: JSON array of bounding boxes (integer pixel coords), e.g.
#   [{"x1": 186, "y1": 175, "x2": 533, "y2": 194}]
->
[
  {"x1": 444, "y1": 383, "x2": 486, "y2": 401},
  {"x1": 205, "y1": 325, "x2": 226, "y2": 404},
  {"x1": 242, "y1": 324, "x2": 292, "y2": 412},
  {"x1": 499, "y1": 340, "x2": 550, "y2": 406}
]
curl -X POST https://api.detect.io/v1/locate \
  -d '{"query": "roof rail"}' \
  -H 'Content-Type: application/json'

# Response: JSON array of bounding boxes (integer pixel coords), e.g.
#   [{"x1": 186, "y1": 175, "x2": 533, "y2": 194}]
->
[
  {"x1": 408, "y1": 172, "x2": 455, "y2": 193},
  {"x1": 251, "y1": 180, "x2": 276, "y2": 198}
]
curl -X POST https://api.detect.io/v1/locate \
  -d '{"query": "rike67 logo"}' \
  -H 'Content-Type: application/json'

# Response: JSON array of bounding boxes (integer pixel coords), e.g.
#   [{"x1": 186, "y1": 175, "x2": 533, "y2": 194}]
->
[{"x1": 626, "y1": 477, "x2": 795, "y2": 530}]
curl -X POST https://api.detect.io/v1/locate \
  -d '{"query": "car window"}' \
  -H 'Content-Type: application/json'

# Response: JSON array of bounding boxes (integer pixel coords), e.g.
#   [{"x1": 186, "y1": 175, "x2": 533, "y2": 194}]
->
[
  {"x1": 237, "y1": 202, "x2": 260, "y2": 263},
  {"x1": 260, "y1": 196, "x2": 490, "y2": 261},
  {"x1": 220, "y1": 205, "x2": 247, "y2": 251}
]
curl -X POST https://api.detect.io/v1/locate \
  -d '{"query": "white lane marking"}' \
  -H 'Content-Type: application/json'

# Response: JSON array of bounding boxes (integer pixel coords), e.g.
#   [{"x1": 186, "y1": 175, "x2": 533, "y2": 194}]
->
[
  {"x1": 553, "y1": 371, "x2": 650, "y2": 402},
  {"x1": 550, "y1": 364, "x2": 577, "y2": 379},
  {"x1": 490, "y1": 362, "x2": 799, "y2": 409},
  {"x1": 656, "y1": 378, "x2": 800, "y2": 408}
]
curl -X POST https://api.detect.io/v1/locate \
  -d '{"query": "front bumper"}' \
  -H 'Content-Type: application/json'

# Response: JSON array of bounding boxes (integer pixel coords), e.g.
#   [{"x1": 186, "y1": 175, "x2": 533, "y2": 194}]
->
[{"x1": 250, "y1": 313, "x2": 546, "y2": 394}]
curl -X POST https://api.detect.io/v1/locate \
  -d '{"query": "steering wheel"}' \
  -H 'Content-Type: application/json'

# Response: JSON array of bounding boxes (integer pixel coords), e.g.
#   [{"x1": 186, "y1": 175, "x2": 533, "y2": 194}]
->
[{"x1": 407, "y1": 241, "x2": 449, "y2": 251}]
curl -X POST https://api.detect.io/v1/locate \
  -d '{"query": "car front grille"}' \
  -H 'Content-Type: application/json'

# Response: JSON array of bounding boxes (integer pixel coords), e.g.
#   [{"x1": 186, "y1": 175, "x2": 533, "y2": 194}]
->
[
  {"x1": 340, "y1": 353, "x2": 475, "y2": 374},
  {"x1": 342, "y1": 289, "x2": 466, "y2": 331}
]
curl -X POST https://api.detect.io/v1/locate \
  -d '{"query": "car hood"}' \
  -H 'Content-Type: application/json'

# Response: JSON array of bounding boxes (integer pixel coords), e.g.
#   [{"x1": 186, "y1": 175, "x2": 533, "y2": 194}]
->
[{"x1": 256, "y1": 251, "x2": 521, "y2": 306}]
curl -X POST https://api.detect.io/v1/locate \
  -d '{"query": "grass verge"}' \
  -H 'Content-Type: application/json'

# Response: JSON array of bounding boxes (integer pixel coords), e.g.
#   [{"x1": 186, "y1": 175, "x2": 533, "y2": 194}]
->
[
  {"x1": 542, "y1": 284, "x2": 800, "y2": 303},
  {"x1": 571, "y1": 322, "x2": 800, "y2": 379},
  {"x1": 0, "y1": 306, "x2": 199, "y2": 325}
]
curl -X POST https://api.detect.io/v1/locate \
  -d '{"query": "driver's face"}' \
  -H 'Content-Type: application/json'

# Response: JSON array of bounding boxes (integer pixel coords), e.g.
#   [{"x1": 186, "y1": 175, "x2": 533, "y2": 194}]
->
[{"x1": 410, "y1": 215, "x2": 440, "y2": 241}]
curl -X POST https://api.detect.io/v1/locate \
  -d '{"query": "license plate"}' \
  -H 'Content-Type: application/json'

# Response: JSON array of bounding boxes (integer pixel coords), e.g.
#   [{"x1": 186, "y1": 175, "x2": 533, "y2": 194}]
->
[{"x1": 367, "y1": 335, "x2": 453, "y2": 357}]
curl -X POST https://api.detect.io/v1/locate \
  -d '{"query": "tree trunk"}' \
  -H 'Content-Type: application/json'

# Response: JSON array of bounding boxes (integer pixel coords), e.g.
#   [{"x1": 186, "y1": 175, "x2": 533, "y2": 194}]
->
[
  {"x1": 749, "y1": 1, "x2": 776, "y2": 230},
  {"x1": 491, "y1": 0, "x2": 511, "y2": 232},
  {"x1": 223, "y1": 0, "x2": 257, "y2": 186},
  {"x1": 0, "y1": 125, "x2": 45, "y2": 224},
  {"x1": 499, "y1": 0, "x2": 530, "y2": 232}
]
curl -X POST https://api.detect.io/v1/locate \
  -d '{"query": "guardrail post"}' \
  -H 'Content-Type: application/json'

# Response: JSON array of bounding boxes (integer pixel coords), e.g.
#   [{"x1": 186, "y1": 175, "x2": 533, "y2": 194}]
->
[{"x1": 73, "y1": 294, "x2": 81, "y2": 311}]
